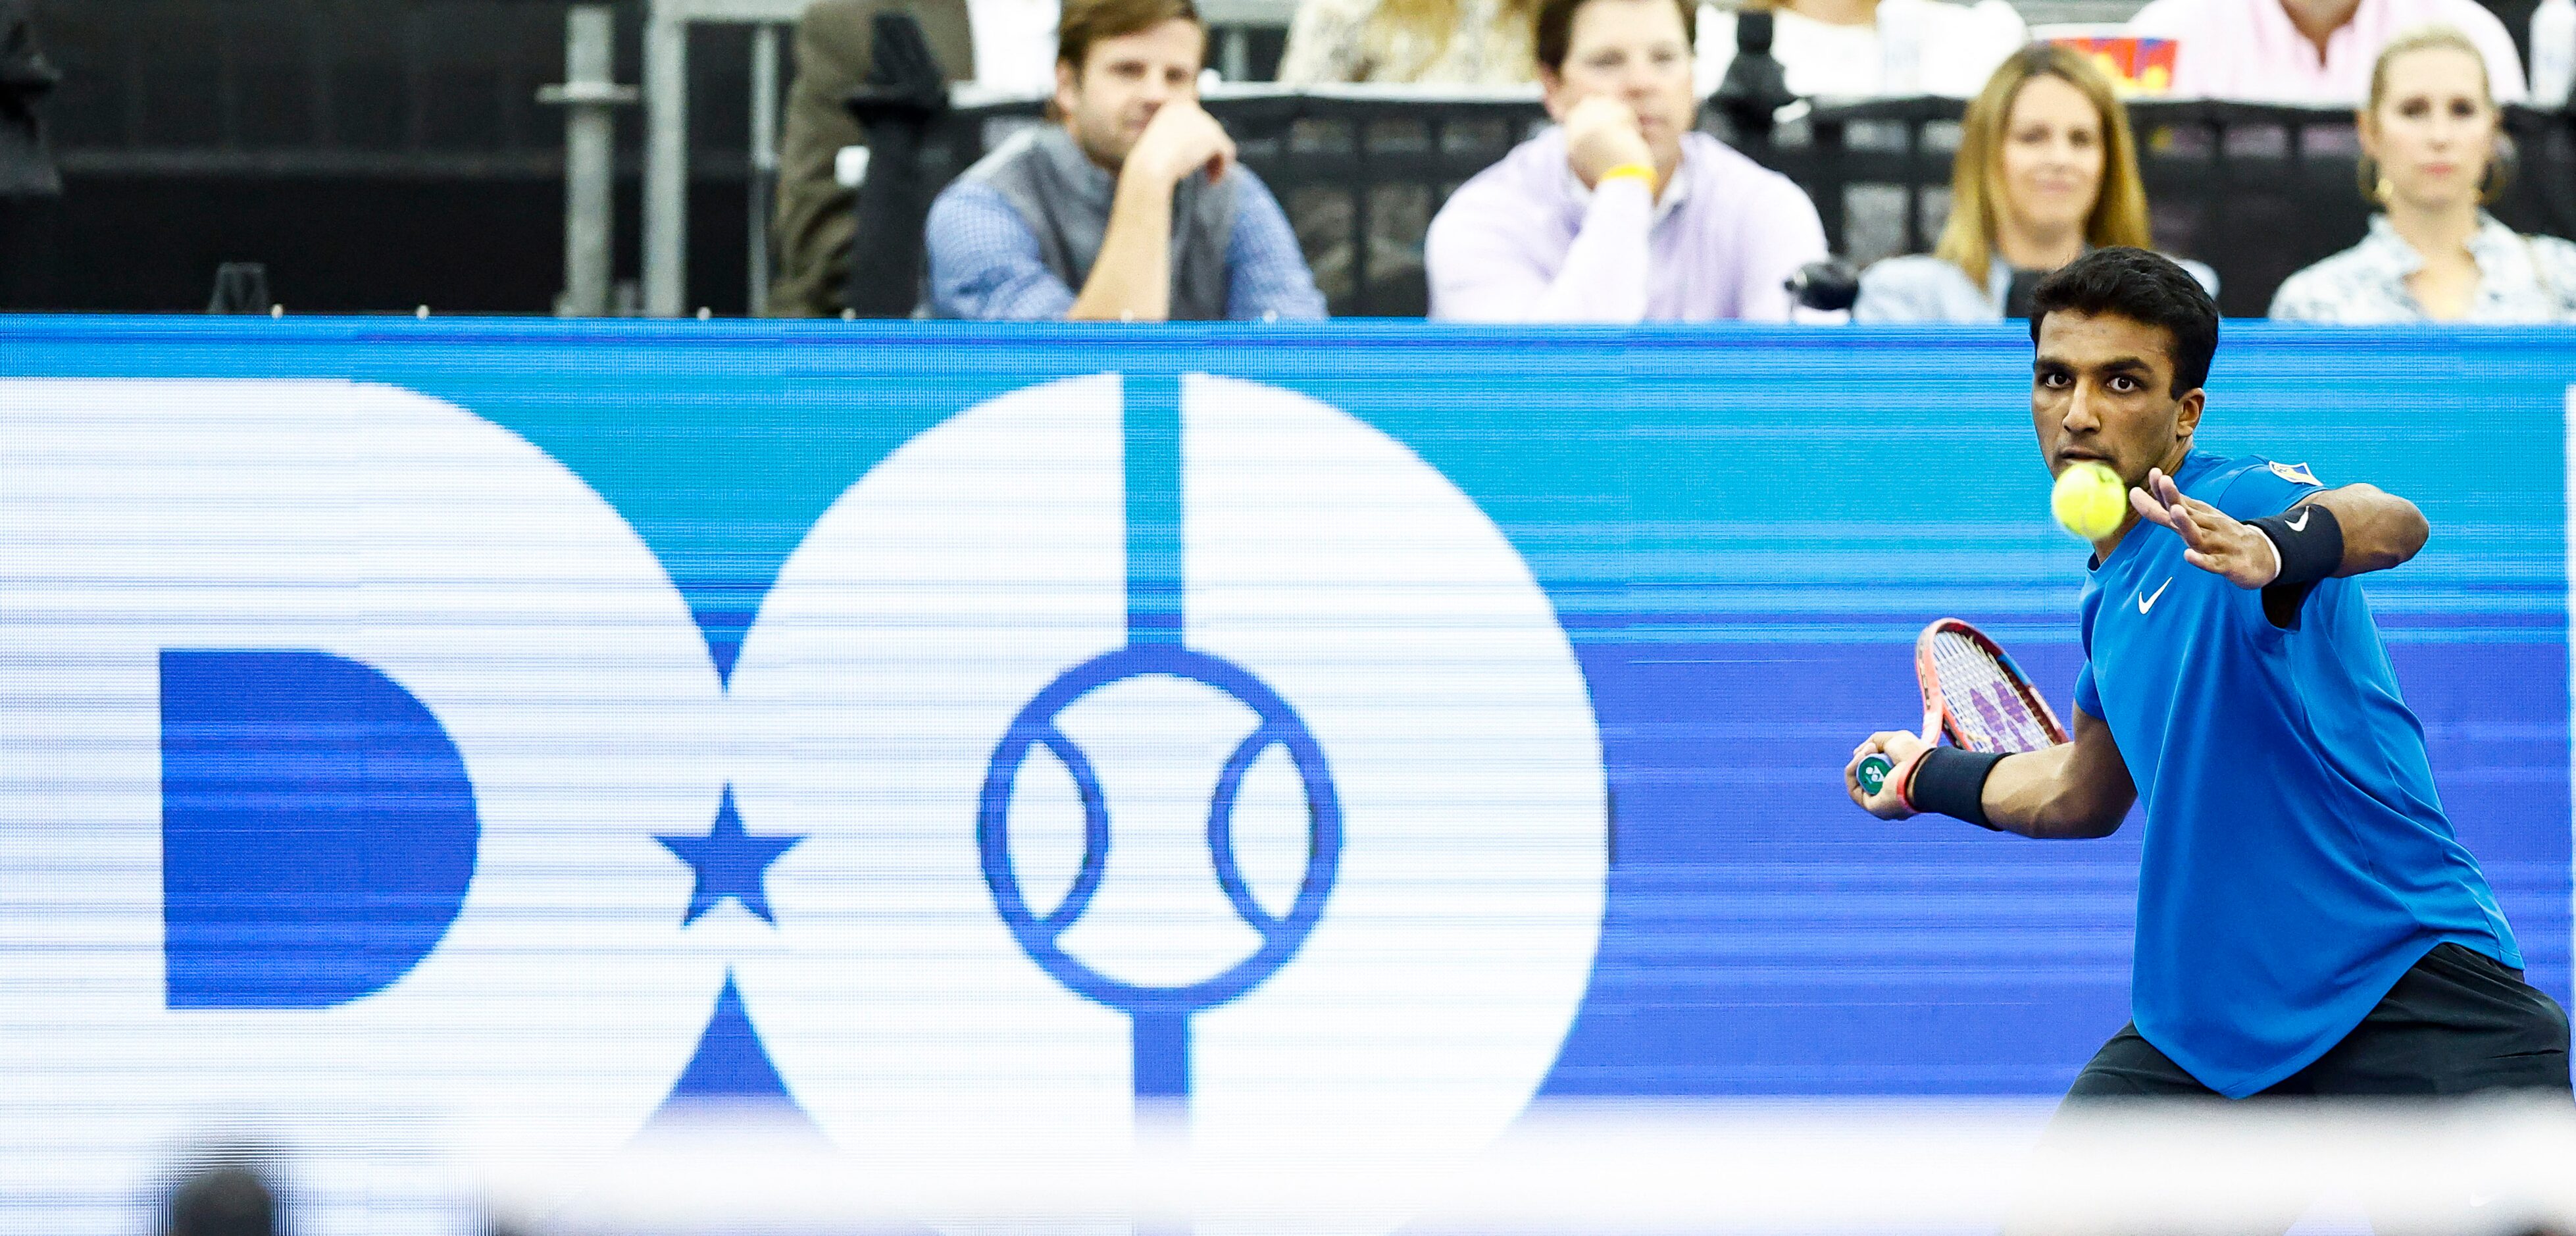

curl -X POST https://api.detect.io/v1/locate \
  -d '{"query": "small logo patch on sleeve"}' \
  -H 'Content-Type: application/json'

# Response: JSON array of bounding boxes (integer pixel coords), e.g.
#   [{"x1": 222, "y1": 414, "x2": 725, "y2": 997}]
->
[{"x1": 2267, "y1": 461, "x2": 2321, "y2": 487}]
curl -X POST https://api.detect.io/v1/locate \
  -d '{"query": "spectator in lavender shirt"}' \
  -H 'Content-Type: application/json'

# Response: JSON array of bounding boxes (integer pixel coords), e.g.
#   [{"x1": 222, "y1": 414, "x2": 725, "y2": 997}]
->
[{"x1": 1423, "y1": 0, "x2": 1831, "y2": 321}]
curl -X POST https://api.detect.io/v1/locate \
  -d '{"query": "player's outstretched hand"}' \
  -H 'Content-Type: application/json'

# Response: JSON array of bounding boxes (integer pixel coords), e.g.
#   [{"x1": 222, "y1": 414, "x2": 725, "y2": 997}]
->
[
  {"x1": 2129, "y1": 466, "x2": 2281, "y2": 588},
  {"x1": 1847, "y1": 731, "x2": 1930, "y2": 819}
]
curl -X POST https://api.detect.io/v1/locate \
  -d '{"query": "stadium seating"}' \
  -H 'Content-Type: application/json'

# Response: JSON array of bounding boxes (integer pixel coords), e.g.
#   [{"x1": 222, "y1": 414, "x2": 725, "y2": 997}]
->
[{"x1": 34, "y1": 0, "x2": 2576, "y2": 315}]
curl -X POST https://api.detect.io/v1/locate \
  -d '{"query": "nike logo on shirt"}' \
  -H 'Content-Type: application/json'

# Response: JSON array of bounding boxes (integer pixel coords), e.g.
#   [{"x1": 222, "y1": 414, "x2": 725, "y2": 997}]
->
[{"x1": 2138, "y1": 579, "x2": 2173, "y2": 613}]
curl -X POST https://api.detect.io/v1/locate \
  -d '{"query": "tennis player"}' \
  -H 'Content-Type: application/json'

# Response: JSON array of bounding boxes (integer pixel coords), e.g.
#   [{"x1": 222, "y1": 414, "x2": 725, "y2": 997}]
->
[{"x1": 1845, "y1": 247, "x2": 2569, "y2": 1101}]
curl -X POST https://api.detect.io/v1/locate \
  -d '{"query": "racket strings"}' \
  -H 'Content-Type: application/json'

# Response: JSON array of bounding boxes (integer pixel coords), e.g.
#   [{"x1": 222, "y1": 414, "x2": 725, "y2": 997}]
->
[{"x1": 1927, "y1": 631, "x2": 2054, "y2": 753}]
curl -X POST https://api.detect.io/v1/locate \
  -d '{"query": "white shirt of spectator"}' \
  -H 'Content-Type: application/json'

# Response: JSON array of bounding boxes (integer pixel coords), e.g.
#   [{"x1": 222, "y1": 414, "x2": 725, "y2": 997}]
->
[
  {"x1": 1695, "y1": 0, "x2": 2029, "y2": 99},
  {"x1": 968, "y1": 0, "x2": 1062, "y2": 92},
  {"x1": 2124, "y1": 0, "x2": 2528, "y2": 103},
  {"x1": 2269, "y1": 212, "x2": 2576, "y2": 322}
]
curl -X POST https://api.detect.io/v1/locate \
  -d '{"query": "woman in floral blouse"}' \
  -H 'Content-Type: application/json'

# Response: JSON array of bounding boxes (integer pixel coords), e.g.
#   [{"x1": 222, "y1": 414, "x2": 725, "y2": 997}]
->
[
  {"x1": 1278, "y1": 0, "x2": 1539, "y2": 86},
  {"x1": 2270, "y1": 26, "x2": 2576, "y2": 322}
]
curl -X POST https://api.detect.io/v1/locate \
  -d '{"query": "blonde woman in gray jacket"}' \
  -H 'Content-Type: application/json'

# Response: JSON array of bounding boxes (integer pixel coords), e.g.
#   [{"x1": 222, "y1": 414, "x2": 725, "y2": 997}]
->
[{"x1": 1856, "y1": 45, "x2": 2215, "y2": 321}]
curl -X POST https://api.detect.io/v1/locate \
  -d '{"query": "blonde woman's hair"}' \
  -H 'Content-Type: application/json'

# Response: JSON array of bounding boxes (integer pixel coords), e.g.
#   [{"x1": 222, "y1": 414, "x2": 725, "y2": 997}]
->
[
  {"x1": 1366, "y1": 0, "x2": 1539, "y2": 80},
  {"x1": 2358, "y1": 25, "x2": 2504, "y2": 205},
  {"x1": 1932, "y1": 44, "x2": 2152, "y2": 285},
  {"x1": 2366, "y1": 24, "x2": 2492, "y2": 112}
]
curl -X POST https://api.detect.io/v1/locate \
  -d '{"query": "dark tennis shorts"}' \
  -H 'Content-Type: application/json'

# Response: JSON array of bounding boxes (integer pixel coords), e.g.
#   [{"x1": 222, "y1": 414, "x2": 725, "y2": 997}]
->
[{"x1": 2068, "y1": 943, "x2": 2572, "y2": 1100}]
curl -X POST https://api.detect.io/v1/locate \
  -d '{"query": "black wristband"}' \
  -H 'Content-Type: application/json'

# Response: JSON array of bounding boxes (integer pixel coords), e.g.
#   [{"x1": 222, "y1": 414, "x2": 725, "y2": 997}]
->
[
  {"x1": 1907, "y1": 747, "x2": 2006, "y2": 830},
  {"x1": 2248, "y1": 502, "x2": 2343, "y2": 591}
]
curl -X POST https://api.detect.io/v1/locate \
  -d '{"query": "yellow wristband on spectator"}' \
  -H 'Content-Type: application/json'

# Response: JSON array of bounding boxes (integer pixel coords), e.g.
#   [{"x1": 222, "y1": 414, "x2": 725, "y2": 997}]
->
[{"x1": 1596, "y1": 162, "x2": 1657, "y2": 192}]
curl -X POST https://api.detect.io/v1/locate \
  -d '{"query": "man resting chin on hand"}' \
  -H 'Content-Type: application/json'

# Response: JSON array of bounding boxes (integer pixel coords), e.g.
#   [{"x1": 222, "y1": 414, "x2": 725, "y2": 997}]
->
[
  {"x1": 1423, "y1": 0, "x2": 1831, "y2": 322},
  {"x1": 919, "y1": 0, "x2": 1326, "y2": 321}
]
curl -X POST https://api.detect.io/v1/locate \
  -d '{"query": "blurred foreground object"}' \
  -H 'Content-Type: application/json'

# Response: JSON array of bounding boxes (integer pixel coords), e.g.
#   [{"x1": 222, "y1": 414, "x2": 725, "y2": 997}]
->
[
  {"x1": 1786, "y1": 258, "x2": 1860, "y2": 311},
  {"x1": 163, "y1": 1158, "x2": 278, "y2": 1236},
  {"x1": 480, "y1": 1096, "x2": 2576, "y2": 1236}
]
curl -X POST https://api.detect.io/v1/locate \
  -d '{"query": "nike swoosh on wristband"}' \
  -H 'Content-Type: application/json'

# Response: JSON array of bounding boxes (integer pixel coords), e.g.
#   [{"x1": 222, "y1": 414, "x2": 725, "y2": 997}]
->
[
  {"x1": 2286, "y1": 507, "x2": 2311, "y2": 532},
  {"x1": 2137, "y1": 578, "x2": 2172, "y2": 613}
]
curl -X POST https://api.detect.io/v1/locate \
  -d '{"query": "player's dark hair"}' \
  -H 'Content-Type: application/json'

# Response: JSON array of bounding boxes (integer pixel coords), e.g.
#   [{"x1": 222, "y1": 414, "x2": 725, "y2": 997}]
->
[{"x1": 2028, "y1": 247, "x2": 2219, "y2": 398}]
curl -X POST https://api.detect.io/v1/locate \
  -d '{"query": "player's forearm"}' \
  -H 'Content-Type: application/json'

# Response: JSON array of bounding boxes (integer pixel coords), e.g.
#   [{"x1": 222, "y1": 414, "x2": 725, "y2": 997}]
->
[
  {"x1": 1068, "y1": 178, "x2": 1174, "y2": 322},
  {"x1": 2305, "y1": 484, "x2": 2426, "y2": 577},
  {"x1": 1979, "y1": 746, "x2": 2131, "y2": 839}
]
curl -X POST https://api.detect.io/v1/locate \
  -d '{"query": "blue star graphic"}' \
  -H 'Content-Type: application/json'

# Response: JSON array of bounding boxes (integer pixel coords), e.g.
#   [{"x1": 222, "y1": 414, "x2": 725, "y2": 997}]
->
[{"x1": 656, "y1": 787, "x2": 805, "y2": 925}]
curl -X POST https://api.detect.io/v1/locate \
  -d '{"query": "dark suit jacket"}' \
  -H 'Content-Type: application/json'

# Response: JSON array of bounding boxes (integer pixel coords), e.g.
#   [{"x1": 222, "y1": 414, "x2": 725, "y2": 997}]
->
[{"x1": 768, "y1": 0, "x2": 974, "y2": 317}]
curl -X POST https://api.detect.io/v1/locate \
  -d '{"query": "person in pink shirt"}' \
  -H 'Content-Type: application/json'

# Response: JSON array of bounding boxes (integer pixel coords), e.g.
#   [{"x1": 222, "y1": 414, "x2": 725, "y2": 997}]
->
[
  {"x1": 2123, "y1": 0, "x2": 2526, "y2": 103},
  {"x1": 1423, "y1": 0, "x2": 1830, "y2": 321}
]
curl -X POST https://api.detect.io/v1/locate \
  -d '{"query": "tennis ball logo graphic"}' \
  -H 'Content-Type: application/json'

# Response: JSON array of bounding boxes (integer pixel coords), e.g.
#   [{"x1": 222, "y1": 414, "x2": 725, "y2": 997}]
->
[
  {"x1": 2054, "y1": 460, "x2": 2128, "y2": 541},
  {"x1": 725, "y1": 371, "x2": 1607, "y2": 1236},
  {"x1": 980, "y1": 644, "x2": 1342, "y2": 1100}
]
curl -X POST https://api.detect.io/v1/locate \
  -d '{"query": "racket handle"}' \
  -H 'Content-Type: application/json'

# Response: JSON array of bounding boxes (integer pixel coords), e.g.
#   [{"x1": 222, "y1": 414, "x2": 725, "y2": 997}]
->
[{"x1": 1856, "y1": 753, "x2": 1894, "y2": 796}]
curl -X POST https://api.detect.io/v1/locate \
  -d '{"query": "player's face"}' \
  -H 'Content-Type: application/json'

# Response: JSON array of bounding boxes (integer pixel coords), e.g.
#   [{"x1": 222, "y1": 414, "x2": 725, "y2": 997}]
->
[
  {"x1": 2031, "y1": 310, "x2": 2203, "y2": 487},
  {"x1": 1997, "y1": 74, "x2": 2105, "y2": 239},
  {"x1": 2360, "y1": 45, "x2": 2497, "y2": 214},
  {"x1": 1058, "y1": 19, "x2": 1207, "y2": 168},
  {"x1": 1544, "y1": 0, "x2": 1698, "y2": 173}
]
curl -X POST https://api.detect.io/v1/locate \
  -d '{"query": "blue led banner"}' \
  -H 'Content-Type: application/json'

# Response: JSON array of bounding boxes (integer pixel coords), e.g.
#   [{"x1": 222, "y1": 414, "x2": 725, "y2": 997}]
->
[{"x1": 0, "y1": 318, "x2": 2567, "y2": 1233}]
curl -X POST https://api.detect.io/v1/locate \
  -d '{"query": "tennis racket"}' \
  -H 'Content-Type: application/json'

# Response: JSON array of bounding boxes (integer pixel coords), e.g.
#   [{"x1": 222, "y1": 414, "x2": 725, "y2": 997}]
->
[{"x1": 1854, "y1": 619, "x2": 2069, "y2": 800}]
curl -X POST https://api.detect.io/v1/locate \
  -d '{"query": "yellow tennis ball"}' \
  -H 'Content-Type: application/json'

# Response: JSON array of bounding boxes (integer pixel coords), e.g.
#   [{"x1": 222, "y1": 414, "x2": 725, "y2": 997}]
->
[{"x1": 2052, "y1": 460, "x2": 2128, "y2": 540}]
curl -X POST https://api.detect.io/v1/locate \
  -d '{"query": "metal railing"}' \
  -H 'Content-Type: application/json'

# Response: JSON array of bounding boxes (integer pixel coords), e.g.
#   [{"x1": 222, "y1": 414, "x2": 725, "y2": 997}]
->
[
  {"x1": 643, "y1": 0, "x2": 802, "y2": 317},
  {"x1": 540, "y1": 5, "x2": 640, "y2": 317}
]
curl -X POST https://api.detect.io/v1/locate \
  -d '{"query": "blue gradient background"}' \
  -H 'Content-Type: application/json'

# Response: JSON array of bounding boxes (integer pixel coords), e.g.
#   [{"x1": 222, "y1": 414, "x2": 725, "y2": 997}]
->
[{"x1": 5, "y1": 317, "x2": 2566, "y2": 1100}]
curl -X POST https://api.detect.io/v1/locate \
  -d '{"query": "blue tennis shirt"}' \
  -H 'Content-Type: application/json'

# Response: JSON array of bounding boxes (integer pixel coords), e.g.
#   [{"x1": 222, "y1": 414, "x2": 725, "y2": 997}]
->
[{"x1": 2073, "y1": 450, "x2": 2520, "y2": 1097}]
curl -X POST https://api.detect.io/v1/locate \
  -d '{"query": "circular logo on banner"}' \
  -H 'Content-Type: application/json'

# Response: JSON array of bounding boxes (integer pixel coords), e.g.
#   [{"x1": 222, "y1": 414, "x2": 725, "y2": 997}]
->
[
  {"x1": 978, "y1": 643, "x2": 1343, "y2": 1018},
  {"x1": 727, "y1": 373, "x2": 1608, "y2": 1235}
]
